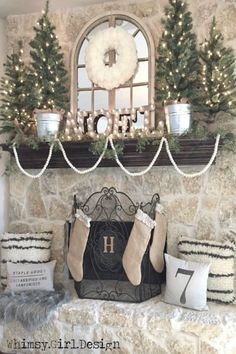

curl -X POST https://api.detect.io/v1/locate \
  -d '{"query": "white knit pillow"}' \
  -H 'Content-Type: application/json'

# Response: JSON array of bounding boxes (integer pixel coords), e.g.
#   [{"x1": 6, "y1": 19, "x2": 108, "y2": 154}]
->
[
  {"x1": 178, "y1": 236, "x2": 235, "y2": 304},
  {"x1": 0, "y1": 232, "x2": 53, "y2": 287}
]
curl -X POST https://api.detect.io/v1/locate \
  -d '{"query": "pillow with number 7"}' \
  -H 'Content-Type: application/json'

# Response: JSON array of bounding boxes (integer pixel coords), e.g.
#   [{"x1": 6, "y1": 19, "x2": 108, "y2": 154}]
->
[{"x1": 164, "y1": 253, "x2": 210, "y2": 311}]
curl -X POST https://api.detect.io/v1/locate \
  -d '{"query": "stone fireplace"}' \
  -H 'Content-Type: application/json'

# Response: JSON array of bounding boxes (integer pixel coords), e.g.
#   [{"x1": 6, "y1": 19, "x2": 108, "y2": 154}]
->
[
  {"x1": 0, "y1": 0, "x2": 236, "y2": 353},
  {"x1": 3, "y1": 152, "x2": 236, "y2": 353},
  {"x1": 8, "y1": 147, "x2": 236, "y2": 284},
  {"x1": 4, "y1": 0, "x2": 236, "y2": 275}
]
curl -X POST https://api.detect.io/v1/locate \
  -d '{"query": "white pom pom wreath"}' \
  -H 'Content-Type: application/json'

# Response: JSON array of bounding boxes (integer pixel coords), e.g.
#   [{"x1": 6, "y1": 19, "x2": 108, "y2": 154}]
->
[{"x1": 85, "y1": 27, "x2": 138, "y2": 90}]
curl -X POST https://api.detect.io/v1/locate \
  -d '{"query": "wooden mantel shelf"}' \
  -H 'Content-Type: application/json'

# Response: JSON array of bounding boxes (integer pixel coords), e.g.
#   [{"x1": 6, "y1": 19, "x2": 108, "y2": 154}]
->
[{"x1": 2, "y1": 138, "x2": 223, "y2": 170}]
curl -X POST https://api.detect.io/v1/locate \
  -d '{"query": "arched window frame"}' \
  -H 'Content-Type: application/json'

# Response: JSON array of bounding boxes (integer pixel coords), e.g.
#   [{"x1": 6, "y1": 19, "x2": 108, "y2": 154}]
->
[{"x1": 70, "y1": 11, "x2": 156, "y2": 129}]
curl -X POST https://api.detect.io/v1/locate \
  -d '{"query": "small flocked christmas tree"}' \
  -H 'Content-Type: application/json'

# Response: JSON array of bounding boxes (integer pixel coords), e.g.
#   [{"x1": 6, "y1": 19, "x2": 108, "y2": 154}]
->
[
  {"x1": 0, "y1": 41, "x2": 34, "y2": 136},
  {"x1": 198, "y1": 17, "x2": 236, "y2": 118},
  {"x1": 29, "y1": 0, "x2": 68, "y2": 112},
  {"x1": 155, "y1": 0, "x2": 201, "y2": 106}
]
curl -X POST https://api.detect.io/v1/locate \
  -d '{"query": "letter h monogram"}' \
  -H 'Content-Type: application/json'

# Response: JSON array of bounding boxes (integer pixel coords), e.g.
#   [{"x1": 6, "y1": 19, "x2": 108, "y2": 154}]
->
[{"x1": 103, "y1": 236, "x2": 115, "y2": 254}]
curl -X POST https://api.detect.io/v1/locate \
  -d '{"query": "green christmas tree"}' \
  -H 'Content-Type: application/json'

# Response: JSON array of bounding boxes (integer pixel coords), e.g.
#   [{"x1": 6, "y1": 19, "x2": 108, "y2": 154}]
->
[
  {"x1": 155, "y1": 0, "x2": 201, "y2": 105},
  {"x1": 29, "y1": 0, "x2": 68, "y2": 112},
  {"x1": 0, "y1": 41, "x2": 34, "y2": 136},
  {"x1": 198, "y1": 17, "x2": 236, "y2": 118}
]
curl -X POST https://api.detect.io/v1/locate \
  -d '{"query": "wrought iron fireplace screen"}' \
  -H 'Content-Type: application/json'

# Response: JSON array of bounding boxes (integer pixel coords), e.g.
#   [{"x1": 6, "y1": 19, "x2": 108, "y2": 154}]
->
[
  {"x1": 69, "y1": 186, "x2": 165, "y2": 302},
  {"x1": 73, "y1": 186, "x2": 160, "y2": 221}
]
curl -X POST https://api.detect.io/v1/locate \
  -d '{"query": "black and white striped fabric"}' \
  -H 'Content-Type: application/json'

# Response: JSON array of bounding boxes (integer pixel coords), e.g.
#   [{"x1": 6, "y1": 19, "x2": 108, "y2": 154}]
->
[
  {"x1": 178, "y1": 236, "x2": 235, "y2": 304},
  {"x1": 0, "y1": 232, "x2": 53, "y2": 287}
]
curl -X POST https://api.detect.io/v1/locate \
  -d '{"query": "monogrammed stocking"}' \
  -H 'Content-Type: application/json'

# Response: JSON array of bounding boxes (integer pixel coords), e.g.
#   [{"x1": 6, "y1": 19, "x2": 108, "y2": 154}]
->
[
  {"x1": 67, "y1": 210, "x2": 91, "y2": 282},
  {"x1": 122, "y1": 209, "x2": 156, "y2": 286},
  {"x1": 149, "y1": 204, "x2": 167, "y2": 273}
]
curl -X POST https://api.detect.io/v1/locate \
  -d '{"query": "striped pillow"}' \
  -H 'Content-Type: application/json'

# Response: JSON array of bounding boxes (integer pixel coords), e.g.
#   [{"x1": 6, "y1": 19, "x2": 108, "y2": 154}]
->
[
  {"x1": 178, "y1": 236, "x2": 235, "y2": 304},
  {"x1": 0, "y1": 232, "x2": 53, "y2": 287}
]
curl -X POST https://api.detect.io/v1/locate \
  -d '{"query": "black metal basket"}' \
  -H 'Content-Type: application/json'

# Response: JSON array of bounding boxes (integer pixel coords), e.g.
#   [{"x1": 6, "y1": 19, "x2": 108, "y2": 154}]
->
[{"x1": 67, "y1": 187, "x2": 166, "y2": 303}]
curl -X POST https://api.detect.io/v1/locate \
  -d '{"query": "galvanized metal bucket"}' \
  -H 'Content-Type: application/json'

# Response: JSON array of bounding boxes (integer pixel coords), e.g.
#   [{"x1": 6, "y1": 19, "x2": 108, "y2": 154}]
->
[
  {"x1": 36, "y1": 111, "x2": 61, "y2": 139},
  {"x1": 165, "y1": 103, "x2": 192, "y2": 135}
]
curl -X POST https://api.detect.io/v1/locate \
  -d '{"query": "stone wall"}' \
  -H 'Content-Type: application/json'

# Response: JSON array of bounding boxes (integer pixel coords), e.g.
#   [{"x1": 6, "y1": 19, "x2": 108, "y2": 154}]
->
[
  {"x1": 0, "y1": 18, "x2": 9, "y2": 234},
  {"x1": 0, "y1": 19, "x2": 7, "y2": 78},
  {"x1": 6, "y1": 0, "x2": 236, "y2": 281},
  {"x1": 8, "y1": 150, "x2": 236, "y2": 282},
  {"x1": 5, "y1": 0, "x2": 236, "y2": 66},
  {"x1": 1, "y1": 294, "x2": 236, "y2": 354}
]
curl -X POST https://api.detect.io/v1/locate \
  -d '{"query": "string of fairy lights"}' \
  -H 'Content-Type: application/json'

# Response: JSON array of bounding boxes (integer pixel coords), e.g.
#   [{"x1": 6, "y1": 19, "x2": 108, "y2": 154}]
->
[
  {"x1": 2, "y1": 0, "x2": 234, "y2": 140},
  {"x1": 2, "y1": 42, "x2": 164, "y2": 140},
  {"x1": 33, "y1": 11, "x2": 63, "y2": 110},
  {"x1": 1, "y1": 1, "x2": 233, "y2": 184},
  {"x1": 159, "y1": 0, "x2": 188, "y2": 100},
  {"x1": 2, "y1": 12, "x2": 67, "y2": 128},
  {"x1": 2, "y1": 47, "x2": 32, "y2": 127},
  {"x1": 201, "y1": 34, "x2": 233, "y2": 109}
]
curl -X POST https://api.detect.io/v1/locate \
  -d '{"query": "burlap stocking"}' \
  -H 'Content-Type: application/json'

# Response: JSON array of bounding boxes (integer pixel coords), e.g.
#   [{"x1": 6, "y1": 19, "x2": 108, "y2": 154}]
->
[
  {"x1": 67, "y1": 210, "x2": 91, "y2": 282},
  {"x1": 149, "y1": 204, "x2": 167, "y2": 273},
  {"x1": 122, "y1": 209, "x2": 156, "y2": 286}
]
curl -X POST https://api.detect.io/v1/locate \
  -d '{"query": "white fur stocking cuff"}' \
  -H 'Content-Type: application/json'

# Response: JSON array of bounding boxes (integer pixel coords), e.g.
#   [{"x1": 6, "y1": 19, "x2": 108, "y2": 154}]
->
[
  {"x1": 75, "y1": 209, "x2": 91, "y2": 227},
  {"x1": 135, "y1": 209, "x2": 156, "y2": 229},
  {"x1": 155, "y1": 203, "x2": 166, "y2": 215}
]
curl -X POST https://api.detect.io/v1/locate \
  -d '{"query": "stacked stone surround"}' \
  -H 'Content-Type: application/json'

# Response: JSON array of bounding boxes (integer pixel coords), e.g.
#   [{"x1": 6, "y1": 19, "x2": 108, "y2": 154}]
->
[
  {"x1": 0, "y1": 289, "x2": 236, "y2": 354},
  {"x1": 6, "y1": 0, "x2": 236, "y2": 76},
  {"x1": 2, "y1": 0, "x2": 236, "y2": 353},
  {"x1": 8, "y1": 149, "x2": 236, "y2": 283}
]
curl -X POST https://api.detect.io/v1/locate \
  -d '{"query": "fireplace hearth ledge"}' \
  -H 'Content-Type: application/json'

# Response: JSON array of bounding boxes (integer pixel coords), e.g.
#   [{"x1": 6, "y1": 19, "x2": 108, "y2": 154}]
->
[
  {"x1": 1, "y1": 138, "x2": 224, "y2": 169},
  {"x1": 0, "y1": 285, "x2": 235, "y2": 354}
]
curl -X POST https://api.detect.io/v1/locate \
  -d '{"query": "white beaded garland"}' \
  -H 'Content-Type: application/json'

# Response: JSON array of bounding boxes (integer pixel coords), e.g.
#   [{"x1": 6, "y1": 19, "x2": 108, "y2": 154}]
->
[
  {"x1": 12, "y1": 135, "x2": 221, "y2": 179},
  {"x1": 108, "y1": 136, "x2": 165, "y2": 177},
  {"x1": 13, "y1": 142, "x2": 54, "y2": 179},
  {"x1": 55, "y1": 138, "x2": 109, "y2": 175},
  {"x1": 164, "y1": 134, "x2": 221, "y2": 178},
  {"x1": 109, "y1": 134, "x2": 221, "y2": 178}
]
